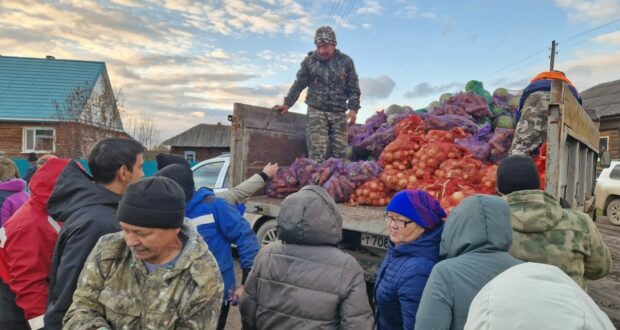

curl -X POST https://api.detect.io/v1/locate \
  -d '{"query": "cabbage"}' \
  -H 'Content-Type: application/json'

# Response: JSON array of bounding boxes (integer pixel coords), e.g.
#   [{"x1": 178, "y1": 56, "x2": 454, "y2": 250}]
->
[
  {"x1": 439, "y1": 93, "x2": 453, "y2": 104},
  {"x1": 493, "y1": 88, "x2": 509, "y2": 100},
  {"x1": 385, "y1": 104, "x2": 406, "y2": 116},
  {"x1": 495, "y1": 114, "x2": 515, "y2": 129}
]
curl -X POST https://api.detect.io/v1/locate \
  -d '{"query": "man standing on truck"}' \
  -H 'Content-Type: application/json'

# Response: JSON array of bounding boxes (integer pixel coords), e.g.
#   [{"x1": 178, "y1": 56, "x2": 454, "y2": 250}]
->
[
  {"x1": 509, "y1": 70, "x2": 582, "y2": 157},
  {"x1": 273, "y1": 26, "x2": 361, "y2": 161}
]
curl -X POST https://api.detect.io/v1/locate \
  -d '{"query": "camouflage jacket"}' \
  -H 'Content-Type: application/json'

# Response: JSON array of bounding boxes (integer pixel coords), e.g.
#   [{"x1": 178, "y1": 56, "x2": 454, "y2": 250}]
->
[
  {"x1": 284, "y1": 49, "x2": 361, "y2": 112},
  {"x1": 509, "y1": 91, "x2": 550, "y2": 157},
  {"x1": 505, "y1": 190, "x2": 612, "y2": 288},
  {"x1": 63, "y1": 222, "x2": 223, "y2": 330}
]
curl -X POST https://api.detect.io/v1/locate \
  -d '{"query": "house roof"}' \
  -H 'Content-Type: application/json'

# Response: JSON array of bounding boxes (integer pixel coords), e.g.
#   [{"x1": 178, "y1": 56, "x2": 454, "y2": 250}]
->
[
  {"x1": 161, "y1": 123, "x2": 231, "y2": 147},
  {"x1": 581, "y1": 79, "x2": 620, "y2": 118},
  {"x1": 0, "y1": 56, "x2": 105, "y2": 121}
]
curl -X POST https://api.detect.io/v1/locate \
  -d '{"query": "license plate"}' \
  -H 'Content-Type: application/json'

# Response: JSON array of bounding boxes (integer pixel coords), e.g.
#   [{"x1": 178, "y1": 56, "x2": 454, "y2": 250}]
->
[{"x1": 360, "y1": 233, "x2": 389, "y2": 250}]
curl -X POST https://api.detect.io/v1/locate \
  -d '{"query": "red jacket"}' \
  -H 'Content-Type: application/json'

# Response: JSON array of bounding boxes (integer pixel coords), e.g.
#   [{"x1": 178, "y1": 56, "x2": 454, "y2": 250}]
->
[{"x1": 0, "y1": 159, "x2": 70, "y2": 328}]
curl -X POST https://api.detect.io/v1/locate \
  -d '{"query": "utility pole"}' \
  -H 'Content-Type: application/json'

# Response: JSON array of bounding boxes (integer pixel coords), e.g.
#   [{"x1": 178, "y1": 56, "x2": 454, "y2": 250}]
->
[{"x1": 549, "y1": 40, "x2": 557, "y2": 71}]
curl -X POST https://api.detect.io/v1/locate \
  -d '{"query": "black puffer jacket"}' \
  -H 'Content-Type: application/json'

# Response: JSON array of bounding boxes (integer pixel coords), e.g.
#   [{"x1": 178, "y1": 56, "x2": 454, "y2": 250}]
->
[
  {"x1": 240, "y1": 185, "x2": 373, "y2": 330},
  {"x1": 44, "y1": 162, "x2": 122, "y2": 330}
]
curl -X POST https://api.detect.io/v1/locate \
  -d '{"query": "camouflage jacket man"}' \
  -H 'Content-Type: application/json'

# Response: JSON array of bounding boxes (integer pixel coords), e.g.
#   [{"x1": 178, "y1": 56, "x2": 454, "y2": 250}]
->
[
  {"x1": 63, "y1": 221, "x2": 223, "y2": 330},
  {"x1": 284, "y1": 49, "x2": 361, "y2": 113},
  {"x1": 505, "y1": 190, "x2": 612, "y2": 288}
]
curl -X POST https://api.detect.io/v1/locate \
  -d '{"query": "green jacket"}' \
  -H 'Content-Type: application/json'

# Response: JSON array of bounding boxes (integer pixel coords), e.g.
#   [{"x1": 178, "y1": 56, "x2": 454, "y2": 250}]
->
[
  {"x1": 505, "y1": 190, "x2": 612, "y2": 288},
  {"x1": 284, "y1": 49, "x2": 361, "y2": 112},
  {"x1": 63, "y1": 222, "x2": 223, "y2": 330}
]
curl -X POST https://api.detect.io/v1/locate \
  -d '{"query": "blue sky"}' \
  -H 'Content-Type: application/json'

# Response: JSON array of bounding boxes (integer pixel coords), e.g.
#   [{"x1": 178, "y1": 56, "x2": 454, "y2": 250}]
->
[{"x1": 2, "y1": 0, "x2": 620, "y2": 142}]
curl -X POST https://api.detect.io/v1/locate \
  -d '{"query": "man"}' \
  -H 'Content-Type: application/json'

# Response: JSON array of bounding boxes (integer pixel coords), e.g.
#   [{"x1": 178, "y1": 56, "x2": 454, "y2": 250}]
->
[
  {"x1": 155, "y1": 164, "x2": 260, "y2": 330},
  {"x1": 273, "y1": 26, "x2": 361, "y2": 161},
  {"x1": 0, "y1": 159, "x2": 71, "y2": 330},
  {"x1": 497, "y1": 155, "x2": 612, "y2": 288},
  {"x1": 64, "y1": 177, "x2": 223, "y2": 329},
  {"x1": 240, "y1": 185, "x2": 373, "y2": 329},
  {"x1": 415, "y1": 195, "x2": 522, "y2": 330},
  {"x1": 509, "y1": 70, "x2": 581, "y2": 157},
  {"x1": 44, "y1": 138, "x2": 144, "y2": 329}
]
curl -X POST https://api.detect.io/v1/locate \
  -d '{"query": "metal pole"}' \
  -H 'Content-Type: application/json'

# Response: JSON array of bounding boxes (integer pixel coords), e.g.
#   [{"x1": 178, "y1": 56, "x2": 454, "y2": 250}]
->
[{"x1": 550, "y1": 40, "x2": 557, "y2": 71}]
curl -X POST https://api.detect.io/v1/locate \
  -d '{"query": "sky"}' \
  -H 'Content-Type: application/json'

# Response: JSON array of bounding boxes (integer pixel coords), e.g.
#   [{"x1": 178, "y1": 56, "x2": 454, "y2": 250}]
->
[{"x1": 2, "y1": 0, "x2": 620, "y2": 143}]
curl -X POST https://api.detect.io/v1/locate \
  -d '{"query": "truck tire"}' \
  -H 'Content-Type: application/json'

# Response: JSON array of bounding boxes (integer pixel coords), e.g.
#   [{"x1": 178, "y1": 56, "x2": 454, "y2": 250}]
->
[
  {"x1": 605, "y1": 199, "x2": 620, "y2": 226},
  {"x1": 256, "y1": 219, "x2": 279, "y2": 246}
]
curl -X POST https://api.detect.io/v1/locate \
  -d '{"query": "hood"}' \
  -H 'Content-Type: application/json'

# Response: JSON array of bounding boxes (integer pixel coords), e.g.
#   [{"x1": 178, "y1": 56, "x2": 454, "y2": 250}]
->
[
  {"x1": 277, "y1": 185, "x2": 342, "y2": 245},
  {"x1": 155, "y1": 164, "x2": 195, "y2": 202},
  {"x1": 47, "y1": 161, "x2": 121, "y2": 223},
  {"x1": 0, "y1": 179, "x2": 27, "y2": 192},
  {"x1": 440, "y1": 195, "x2": 513, "y2": 259},
  {"x1": 465, "y1": 263, "x2": 615, "y2": 330},
  {"x1": 390, "y1": 224, "x2": 443, "y2": 261},
  {"x1": 505, "y1": 190, "x2": 563, "y2": 233},
  {"x1": 28, "y1": 159, "x2": 72, "y2": 207},
  {"x1": 186, "y1": 187, "x2": 215, "y2": 212}
]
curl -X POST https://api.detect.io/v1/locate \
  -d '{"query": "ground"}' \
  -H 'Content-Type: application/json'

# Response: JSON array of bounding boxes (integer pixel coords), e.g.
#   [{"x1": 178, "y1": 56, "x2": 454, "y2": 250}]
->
[{"x1": 225, "y1": 217, "x2": 620, "y2": 329}]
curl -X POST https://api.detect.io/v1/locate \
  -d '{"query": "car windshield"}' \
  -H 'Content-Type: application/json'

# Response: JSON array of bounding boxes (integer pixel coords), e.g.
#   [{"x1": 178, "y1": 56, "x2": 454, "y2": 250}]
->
[{"x1": 193, "y1": 161, "x2": 225, "y2": 189}]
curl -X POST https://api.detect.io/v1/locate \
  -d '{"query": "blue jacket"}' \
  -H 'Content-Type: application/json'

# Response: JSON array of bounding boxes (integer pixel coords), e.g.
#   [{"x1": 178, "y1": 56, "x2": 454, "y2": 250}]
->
[
  {"x1": 374, "y1": 224, "x2": 443, "y2": 329},
  {"x1": 185, "y1": 188, "x2": 259, "y2": 295}
]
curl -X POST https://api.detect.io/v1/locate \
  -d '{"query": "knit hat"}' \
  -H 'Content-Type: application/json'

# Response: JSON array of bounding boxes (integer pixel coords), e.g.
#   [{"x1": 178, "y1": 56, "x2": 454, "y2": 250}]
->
[
  {"x1": 386, "y1": 190, "x2": 446, "y2": 229},
  {"x1": 314, "y1": 26, "x2": 337, "y2": 45},
  {"x1": 497, "y1": 155, "x2": 540, "y2": 195},
  {"x1": 0, "y1": 157, "x2": 20, "y2": 181},
  {"x1": 117, "y1": 177, "x2": 186, "y2": 228},
  {"x1": 155, "y1": 164, "x2": 195, "y2": 202},
  {"x1": 156, "y1": 153, "x2": 190, "y2": 171}
]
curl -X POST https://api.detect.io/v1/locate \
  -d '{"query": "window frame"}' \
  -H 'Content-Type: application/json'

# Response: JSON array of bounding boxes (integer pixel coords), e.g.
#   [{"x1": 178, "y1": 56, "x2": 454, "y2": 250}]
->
[
  {"x1": 22, "y1": 127, "x2": 56, "y2": 153},
  {"x1": 184, "y1": 150, "x2": 196, "y2": 163}
]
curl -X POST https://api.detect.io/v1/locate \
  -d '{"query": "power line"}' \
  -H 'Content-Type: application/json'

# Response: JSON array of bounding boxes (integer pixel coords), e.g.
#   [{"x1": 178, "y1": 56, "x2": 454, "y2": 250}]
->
[
  {"x1": 340, "y1": 0, "x2": 358, "y2": 26},
  {"x1": 330, "y1": 0, "x2": 344, "y2": 25},
  {"x1": 558, "y1": 18, "x2": 620, "y2": 43}
]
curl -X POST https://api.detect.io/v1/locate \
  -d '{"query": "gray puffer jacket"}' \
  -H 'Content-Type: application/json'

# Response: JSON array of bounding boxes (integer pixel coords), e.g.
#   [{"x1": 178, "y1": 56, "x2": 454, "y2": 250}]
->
[{"x1": 240, "y1": 185, "x2": 373, "y2": 330}]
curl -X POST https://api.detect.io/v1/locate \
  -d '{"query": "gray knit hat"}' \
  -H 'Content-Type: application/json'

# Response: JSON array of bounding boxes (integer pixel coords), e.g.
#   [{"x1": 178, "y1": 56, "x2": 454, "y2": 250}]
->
[
  {"x1": 117, "y1": 177, "x2": 186, "y2": 228},
  {"x1": 314, "y1": 26, "x2": 337, "y2": 45}
]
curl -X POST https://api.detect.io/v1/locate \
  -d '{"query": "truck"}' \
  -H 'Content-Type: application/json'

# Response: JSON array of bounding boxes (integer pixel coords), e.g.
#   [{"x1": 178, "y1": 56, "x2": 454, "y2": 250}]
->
[{"x1": 218, "y1": 79, "x2": 599, "y2": 283}]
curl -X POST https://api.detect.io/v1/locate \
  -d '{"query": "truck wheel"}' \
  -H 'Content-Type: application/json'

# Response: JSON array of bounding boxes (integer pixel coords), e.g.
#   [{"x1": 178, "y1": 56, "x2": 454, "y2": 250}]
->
[
  {"x1": 256, "y1": 219, "x2": 278, "y2": 246},
  {"x1": 606, "y1": 199, "x2": 620, "y2": 226}
]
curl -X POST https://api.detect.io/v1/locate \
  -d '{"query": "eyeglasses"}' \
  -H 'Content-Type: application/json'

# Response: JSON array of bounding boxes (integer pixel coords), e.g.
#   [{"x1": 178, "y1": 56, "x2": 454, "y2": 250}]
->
[{"x1": 384, "y1": 213, "x2": 410, "y2": 228}]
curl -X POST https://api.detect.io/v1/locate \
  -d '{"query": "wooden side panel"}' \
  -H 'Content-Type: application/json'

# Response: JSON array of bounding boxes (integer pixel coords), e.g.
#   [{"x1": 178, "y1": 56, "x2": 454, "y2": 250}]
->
[{"x1": 0, "y1": 122, "x2": 25, "y2": 155}]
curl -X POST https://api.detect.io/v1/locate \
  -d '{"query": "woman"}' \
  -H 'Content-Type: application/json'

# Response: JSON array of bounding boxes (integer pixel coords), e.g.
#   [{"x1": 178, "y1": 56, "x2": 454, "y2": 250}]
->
[{"x1": 374, "y1": 189, "x2": 445, "y2": 329}]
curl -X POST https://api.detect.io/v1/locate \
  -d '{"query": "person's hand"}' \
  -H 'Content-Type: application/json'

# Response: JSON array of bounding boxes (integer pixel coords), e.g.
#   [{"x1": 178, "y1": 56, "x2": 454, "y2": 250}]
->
[
  {"x1": 262, "y1": 162, "x2": 279, "y2": 178},
  {"x1": 272, "y1": 104, "x2": 290, "y2": 113},
  {"x1": 234, "y1": 286, "x2": 245, "y2": 300},
  {"x1": 347, "y1": 110, "x2": 357, "y2": 126}
]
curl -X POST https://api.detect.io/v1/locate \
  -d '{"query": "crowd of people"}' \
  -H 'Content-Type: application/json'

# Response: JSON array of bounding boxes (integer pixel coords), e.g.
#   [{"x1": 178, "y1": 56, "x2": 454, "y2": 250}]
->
[{"x1": 0, "y1": 24, "x2": 615, "y2": 330}]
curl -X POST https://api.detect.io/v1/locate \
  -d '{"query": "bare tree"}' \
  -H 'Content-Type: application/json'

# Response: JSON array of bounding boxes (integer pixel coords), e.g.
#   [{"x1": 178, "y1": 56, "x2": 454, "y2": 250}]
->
[
  {"x1": 122, "y1": 112, "x2": 161, "y2": 150},
  {"x1": 53, "y1": 82, "x2": 125, "y2": 158}
]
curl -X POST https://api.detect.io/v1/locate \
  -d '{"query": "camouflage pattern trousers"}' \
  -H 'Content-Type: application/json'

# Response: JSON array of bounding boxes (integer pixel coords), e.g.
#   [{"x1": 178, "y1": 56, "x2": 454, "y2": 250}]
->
[
  {"x1": 509, "y1": 91, "x2": 551, "y2": 157},
  {"x1": 307, "y1": 106, "x2": 348, "y2": 161}
]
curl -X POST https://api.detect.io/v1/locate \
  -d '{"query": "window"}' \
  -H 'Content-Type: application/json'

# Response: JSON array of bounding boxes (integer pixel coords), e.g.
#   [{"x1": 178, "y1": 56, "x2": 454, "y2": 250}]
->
[
  {"x1": 600, "y1": 137, "x2": 609, "y2": 152},
  {"x1": 184, "y1": 151, "x2": 196, "y2": 163},
  {"x1": 193, "y1": 161, "x2": 224, "y2": 189},
  {"x1": 23, "y1": 127, "x2": 55, "y2": 153},
  {"x1": 223, "y1": 167, "x2": 231, "y2": 188},
  {"x1": 610, "y1": 165, "x2": 620, "y2": 180}
]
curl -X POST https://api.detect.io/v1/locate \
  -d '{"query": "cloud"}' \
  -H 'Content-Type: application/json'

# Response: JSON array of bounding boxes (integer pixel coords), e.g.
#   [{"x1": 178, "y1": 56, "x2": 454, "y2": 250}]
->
[
  {"x1": 554, "y1": 0, "x2": 620, "y2": 22},
  {"x1": 594, "y1": 30, "x2": 620, "y2": 45},
  {"x1": 442, "y1": 18, "x2": 456, "y2": 35},
  {"x1": 396, "y1": 5, "x2": 418, "y2": 18},
  {"x1": 561, "y1": 50, "x2": 620, "y2": 90},
  {"x1": 404, "y1": 82, "x2": 463, "y2": 99},
  {"x1": 422, "y1": 12, "x2": 437, "y2": 19},
  {"x1": 357, "y1": 0, "x2": 384, "y2": 15},
  {"x1": 360, "y1": 75, "x2": 396, "y2": 100},
  {"x1": 190, "y1": 111, "x2": 205, "y2": 117}
]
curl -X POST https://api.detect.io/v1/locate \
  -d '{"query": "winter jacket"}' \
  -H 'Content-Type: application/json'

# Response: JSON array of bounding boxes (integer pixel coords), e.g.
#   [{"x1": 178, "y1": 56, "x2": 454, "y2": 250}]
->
[
  {"x1": 374, "y1": 225, "x2": 443, "y2": 329},
  {"x1": 0, "y1": 159, "x2": 70, "y2": 329},
  {"x1": 63, "y1": 221, "x2": 223, "y2": 329},
  {"x1": 240, "y1": 185, "x2": 373, "y2": 330},
  {"x1": 465, "y1": 262, "x2": 614, "y2": 330},
  {"x1": 186, "y1": 187, "x2": 259, "y2": 295},
  {"x1": 284, "y1": 49, "x2": 361, "y2": 112},
  {"x1": 44, "y1": 161, "x2": 122, "y2": 330},
  {"x1": 215, "y1": 172, "x2": 267, "y2": 205},
  {"x1": 0, "y1": 179, "x2": 29, "y2": 226},
  {"x1": 415, "y1": 195, "x2": 522, "y2": 330},
  {"x1": 505, "y1": 190, "x2": 612, "y2": 288}
]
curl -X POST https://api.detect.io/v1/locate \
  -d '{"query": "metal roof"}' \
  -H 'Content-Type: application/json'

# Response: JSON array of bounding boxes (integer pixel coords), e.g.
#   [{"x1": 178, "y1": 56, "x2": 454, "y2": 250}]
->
[
  {"x1": 581, "y1": 79, "x2": 620, "y2": 118},
  {"x1": 161, "y1": 123, "x2": 231, "y2": 147}
]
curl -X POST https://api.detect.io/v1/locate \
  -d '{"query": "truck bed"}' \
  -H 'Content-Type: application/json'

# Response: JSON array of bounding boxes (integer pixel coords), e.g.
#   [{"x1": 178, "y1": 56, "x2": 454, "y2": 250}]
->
[{"x1": 245, "y1": 196, "x2": 388, "y2": 236}]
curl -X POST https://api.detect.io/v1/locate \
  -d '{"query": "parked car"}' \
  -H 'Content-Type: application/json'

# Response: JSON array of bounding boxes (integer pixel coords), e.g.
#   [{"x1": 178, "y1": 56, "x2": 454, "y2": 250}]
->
[{"x1": 594, "y1": 160, "x2": 620, "y2": 225}]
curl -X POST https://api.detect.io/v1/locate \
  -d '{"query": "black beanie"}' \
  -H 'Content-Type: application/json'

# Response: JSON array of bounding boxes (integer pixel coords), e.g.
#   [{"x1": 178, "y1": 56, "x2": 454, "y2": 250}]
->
[
  {"x1": 155, "y1": 164, "x2": 195, "y2": 202},
  {"x1": 117, "y1": 177, "x2": 186, "y2": 228},
  {"x1": 497, "y1": 155, "x2": 540, "y2": 195},
  {"x1": 156, "y1": 153, "x2": 190, "y2": 170}
]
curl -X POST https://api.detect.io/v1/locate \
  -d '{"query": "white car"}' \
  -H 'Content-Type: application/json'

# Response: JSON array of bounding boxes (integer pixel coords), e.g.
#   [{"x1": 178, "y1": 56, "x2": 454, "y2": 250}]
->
[
  {"x1": 594, "y1": 160, "x2": 620, "y2": 225},
  {"x1": 191, "y1": 154, "x2": 231, "y2": 192}
]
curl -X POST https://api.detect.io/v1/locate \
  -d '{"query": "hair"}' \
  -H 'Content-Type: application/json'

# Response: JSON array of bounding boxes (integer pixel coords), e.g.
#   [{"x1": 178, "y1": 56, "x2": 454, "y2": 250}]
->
[{"x1": 88, "y1": 138, "x2": 145, "y2": 184}]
